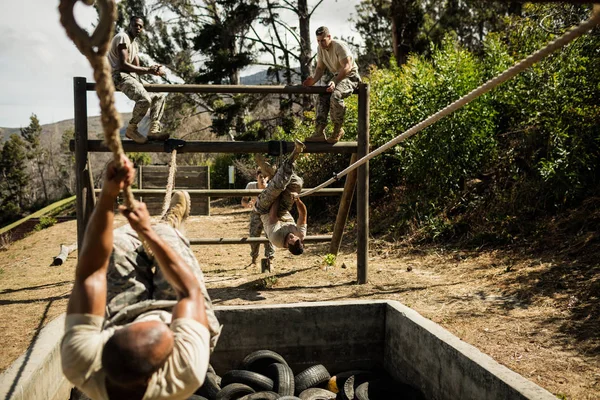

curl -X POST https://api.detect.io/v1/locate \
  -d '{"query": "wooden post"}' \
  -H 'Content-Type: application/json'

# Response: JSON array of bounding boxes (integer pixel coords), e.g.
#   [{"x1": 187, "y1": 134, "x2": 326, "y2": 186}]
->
[
  {"x1": 329, "y1": 153, "x2": 358, "y2": 255},
  {"x1": 357, "y1": 83, "x2": 370, "y2": 284},
  {"x1": 74, "y1": 77, "x2": 91, "y2": 252}
]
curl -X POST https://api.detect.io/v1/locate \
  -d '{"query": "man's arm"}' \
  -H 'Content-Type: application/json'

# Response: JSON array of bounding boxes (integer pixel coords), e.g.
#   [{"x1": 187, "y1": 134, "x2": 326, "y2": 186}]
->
[
  {"x1": 241, "y1": 196, "x2": 253, "y2": 208},
  {"x1": 121, "y1": 203, "x2": 209, "y2": 328},
  {"x1": 327, "y1": 56, "x2": 353, "y2": 93},
  {"x1": 117, "y1": 44, "x2": 163, "y2": 76},
  {"x1": 303, "y1": 60, "x2": 326, "y2": 87},
  {"x1": 66, "y1": 156, "x2": 135, "y2": 316},
  {"x1": 294, "y1": 196, "x2": 307, "y2": 226}
]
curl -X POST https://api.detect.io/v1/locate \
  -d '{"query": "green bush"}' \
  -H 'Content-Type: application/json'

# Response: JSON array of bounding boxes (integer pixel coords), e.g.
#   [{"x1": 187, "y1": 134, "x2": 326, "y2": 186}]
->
[{"x1": 34, "y1": 216, "x2": 57, "y2": 231}]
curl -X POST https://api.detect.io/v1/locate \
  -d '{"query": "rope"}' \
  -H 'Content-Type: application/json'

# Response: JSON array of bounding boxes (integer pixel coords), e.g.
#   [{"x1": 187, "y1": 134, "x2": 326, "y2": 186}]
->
[
  {"x1": 160, "y1": 150, "x2": 178, "y2": 219},
  {"x1": 299, "y1": 5, "x2": 600, "y2": 198},
  {"x1": 59, "y1": 0, "x2": 135, "y2": 209}
]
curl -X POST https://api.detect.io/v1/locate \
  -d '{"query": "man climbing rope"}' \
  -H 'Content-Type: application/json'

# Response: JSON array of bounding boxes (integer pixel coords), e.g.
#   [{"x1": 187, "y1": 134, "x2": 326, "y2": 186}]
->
[
  {"x1": 254, "y1": 140, "x2": 307, "y2": 255},
  {"x1": 241, "y1": 167, "x2": 275, "y2": 266},
  {"x1": 61, "y1": 155, "x2": 221, "y2": 400},
  {"x1": 302, "y1": 26, "x2": 361, "y2": 144},
  {"x1": 107, "y1": 16, "x2": 168, "y2": 144}
]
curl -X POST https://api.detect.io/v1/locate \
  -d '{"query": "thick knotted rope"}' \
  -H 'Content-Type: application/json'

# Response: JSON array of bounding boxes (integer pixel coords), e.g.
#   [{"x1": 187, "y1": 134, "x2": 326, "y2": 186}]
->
[
  {"x1": 160, "y1": 150, "x2": 178, "y2": 219},
  {"x1": 300, "y1": 5, "x2": 600, "y2": 198},
  {"x1": 59, "y1": 0, "x2": 135, "y2": 208}
]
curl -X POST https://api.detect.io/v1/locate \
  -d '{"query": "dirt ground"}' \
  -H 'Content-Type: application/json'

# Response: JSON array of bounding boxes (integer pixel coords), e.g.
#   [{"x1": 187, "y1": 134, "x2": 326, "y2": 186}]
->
[{"x1": 0, "y1": 204, "x2": 598, "y2": 399}]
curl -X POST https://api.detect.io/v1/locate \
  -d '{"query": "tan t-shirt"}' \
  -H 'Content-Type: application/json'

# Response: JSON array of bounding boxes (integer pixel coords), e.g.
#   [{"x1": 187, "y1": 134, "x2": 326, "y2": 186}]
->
[
  {"x1": 61, "y1": 313, "x2": 210, "y2": 400},
  {"x1": 107, "y1": 31, "x2": 139, "y2": 72},
  {"x1": 261, "y1": 212, "x2": 307, "y2": 248},
  {"x1": 317, "y1": 39, "x2": 359, "y2": 79}
]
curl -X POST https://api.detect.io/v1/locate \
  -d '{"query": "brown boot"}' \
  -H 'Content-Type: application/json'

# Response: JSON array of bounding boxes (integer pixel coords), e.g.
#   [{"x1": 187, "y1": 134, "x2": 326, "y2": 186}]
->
[
  {"x1": 305, "y1": 124, "x2": 328, "y2": 142},
  {"x1": 126, "y1": 123, "x2": 148, "y2": 144},
  {"x1": 255, "y1": 154, "x2": 276, "y2": 179},
  {"x1": 162, "y1": 191, "x2": 191, "y2": 230},
  {"x1": 147, "y1": 122, "x2": 169, "y2": 141},
  {"x1": 327, "y1": 125, "x2": 344, "y2": 143},
  {"x1": 290, "y1": 139, "x2": 306, "y2": 162}
]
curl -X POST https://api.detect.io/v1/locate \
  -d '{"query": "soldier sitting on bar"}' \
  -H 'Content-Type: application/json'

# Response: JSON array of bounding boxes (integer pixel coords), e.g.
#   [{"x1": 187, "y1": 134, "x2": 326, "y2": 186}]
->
[
  {"x1": 107, "y1": 16, "x2": 168, "y2": 144},
  {"x1": 61, "y1": 155, "x2": 221, "y2": 400},
  {"x1": 254, "y1": 140, "x2": 307, "y2": 255}
]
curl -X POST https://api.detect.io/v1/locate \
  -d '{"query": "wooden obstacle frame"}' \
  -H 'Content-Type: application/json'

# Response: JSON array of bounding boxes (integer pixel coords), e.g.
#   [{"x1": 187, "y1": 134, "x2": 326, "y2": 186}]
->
[{"x1": 71, "y1": 78, "x2": 370, "y2": 284}]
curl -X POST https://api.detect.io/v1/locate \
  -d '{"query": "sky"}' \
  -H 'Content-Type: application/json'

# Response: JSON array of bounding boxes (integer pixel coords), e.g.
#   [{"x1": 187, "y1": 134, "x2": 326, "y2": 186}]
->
[{"x1": 0, "y1": 0, "x2": 363, "y2": 128}]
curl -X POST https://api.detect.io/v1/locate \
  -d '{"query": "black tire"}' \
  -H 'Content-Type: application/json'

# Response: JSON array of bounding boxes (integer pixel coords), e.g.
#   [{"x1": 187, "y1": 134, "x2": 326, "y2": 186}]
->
[
  {"x1": 196, "y1": 371, "x2": 222, "y2": 399},
  {"x1": 241, "y1": 350, "x2": 289, "y2": 374},
  {"x1": 354, "y1": 380, "x2": 424, "y2": 400},
  {"x1": 221, "y1": 370, "x2": 275, "y2": 392},
  {"x1": 294, "y1": 365, "x2": 331, "y2": 395},
  {"x1": 238, "y1": 392, "x2": 280, "y2": 400},
  {"x1": 216, "y1": 383, "x2": 255, "y2": 400},
  {"x1": 188, "y1": 396, "x2": 209, "y2": 400},
  {"x1": 298, "y1": 388, "x2": 337, "y2": 400},
  {"x1": 266, "y1": 362, "x2": 295, "y2": 396}
]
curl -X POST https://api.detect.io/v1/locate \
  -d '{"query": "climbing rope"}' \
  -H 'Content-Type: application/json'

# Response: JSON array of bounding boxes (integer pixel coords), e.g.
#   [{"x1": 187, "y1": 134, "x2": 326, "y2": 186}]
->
[
  {"x1": 160, "y1": 150, "x2": 178, "y2": 219},
  {"x1": 59, "y1": 0, "x2": 135, "y2": 208},
  {"x1": 300, "y1": 5, "x2": 600, "y2": 198}
]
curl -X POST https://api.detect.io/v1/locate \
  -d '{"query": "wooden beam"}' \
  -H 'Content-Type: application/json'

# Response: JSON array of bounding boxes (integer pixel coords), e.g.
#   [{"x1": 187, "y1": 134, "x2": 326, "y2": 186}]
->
[
  {"x1": 357, "y1": 83, "x2": 370, "y2": 284},
  {"x1": 71, "y1": 140, "x2": 360, "y2": 154},
  {"x1": 85, "y1": 82, "x2": 359, "y2": 95},
  {"x1": 329, "y1": 154, "x2": 358, "y2": 256},
  {"x1": 190, "y1": 235, "x2": 332, "y2": 245},
  {"x1": 94, "y1": 188, "x2": 344, "y2": 197},
  {"x1": 74, "y1": 77, "x2": 92, "y2": 252}
]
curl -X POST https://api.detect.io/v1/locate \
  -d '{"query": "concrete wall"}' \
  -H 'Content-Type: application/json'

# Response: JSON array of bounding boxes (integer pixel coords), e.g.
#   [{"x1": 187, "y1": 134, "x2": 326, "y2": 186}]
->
[
  {"x1": 0, "y1": 300, "x2": 558, "y2": 400},
  {"x1": 0, "y1": 314, "x2": 71, "y2": 400},
  {"x1": 212, "y1": 301, "x2": 386, "y2": 374},
  {"x1": 383, "y1": 301, "x2": 556, "y2": 400}
]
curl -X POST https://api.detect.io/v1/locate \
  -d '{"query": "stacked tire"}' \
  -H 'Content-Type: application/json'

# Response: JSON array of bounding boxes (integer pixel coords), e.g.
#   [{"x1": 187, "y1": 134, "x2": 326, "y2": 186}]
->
[{"x1": 190, "y1": 350, "x2": 423, "y2": 400}]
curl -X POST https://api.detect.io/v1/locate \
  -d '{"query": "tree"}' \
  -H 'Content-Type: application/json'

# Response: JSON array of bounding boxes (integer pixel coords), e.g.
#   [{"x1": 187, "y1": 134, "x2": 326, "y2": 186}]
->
[
  {"x1": 0, "y1": 135, "x2": 29, "y2": 222},
  {"x1": 21, "y1": 114, "x2": 49, "y2": 203}
]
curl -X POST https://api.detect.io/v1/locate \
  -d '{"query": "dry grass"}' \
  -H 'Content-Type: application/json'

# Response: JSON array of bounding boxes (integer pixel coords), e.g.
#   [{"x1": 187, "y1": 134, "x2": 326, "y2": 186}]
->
[{"x1": 0, "y1": 206, "x2": 599, "y2": 399}]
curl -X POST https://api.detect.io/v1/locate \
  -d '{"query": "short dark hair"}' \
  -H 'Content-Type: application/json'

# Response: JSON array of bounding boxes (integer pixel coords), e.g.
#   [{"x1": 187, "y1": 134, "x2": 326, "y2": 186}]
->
[
  {"x1": 130, "y1": 15, "x2": 144, "y2": 24},
  {"x1": 315, "y1": 26, "x2": 330, "y2": 37},
  {"x1": 288, "y1": 239, "x2": 304, "y2": 256},
  {"x1": 102, "y1": 327, "x2": 162, "y2": 385},
  {"x1": 256, "y1": 168, "x2": 262, "y2": 176}
]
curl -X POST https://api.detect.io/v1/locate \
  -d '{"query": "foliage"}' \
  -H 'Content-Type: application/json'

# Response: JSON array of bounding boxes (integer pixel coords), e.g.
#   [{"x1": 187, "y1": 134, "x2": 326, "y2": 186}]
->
[
  {"x1": 362, "y1": 3, "x2": 600, "y2": 243},
  {"x1": 34, "y1": 216, "x2": 57, "y2": 231},
  {"x1": 210, "y1": 154, "x2": 237, "y2": 189},
  {"x1": 0, "y1": 134, "x2": 29, "y2": 224},
  {"x1": 323, "y1": 253, "x2": 336, "y2": 267},
  {"x1": 127, "y1": 152, "x2": 152, "y2": 166}
]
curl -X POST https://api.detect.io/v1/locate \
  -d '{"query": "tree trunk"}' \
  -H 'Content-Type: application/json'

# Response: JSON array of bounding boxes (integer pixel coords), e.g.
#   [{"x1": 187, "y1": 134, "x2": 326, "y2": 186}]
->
[{"x1": 298, "y1": 0, "x2": 313, "y2": 109}]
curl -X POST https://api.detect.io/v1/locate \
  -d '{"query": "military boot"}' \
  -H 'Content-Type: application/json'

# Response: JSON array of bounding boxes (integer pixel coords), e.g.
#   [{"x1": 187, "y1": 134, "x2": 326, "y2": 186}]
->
[
  {"x1": 147, "y1": 121, "x2": 169, "y2": 141},
  {"x1": 289, "y1": 139, "x2": 306, "y2": 163},
  {"x1": 162, "y1": 191, "x2": 191, "y2": 230},
  {"x1": 327, "y1": 124, "x2": 345, "y2": 143},
  {"x1": 125, "y1": 123, "x2": 148, "y2": 144},
  {"x1": 305, "y1": 124, "x2": 328, "y2": 142},
  {"x1": 255, "y1": 154, "x2": 276, "y2": 179}
]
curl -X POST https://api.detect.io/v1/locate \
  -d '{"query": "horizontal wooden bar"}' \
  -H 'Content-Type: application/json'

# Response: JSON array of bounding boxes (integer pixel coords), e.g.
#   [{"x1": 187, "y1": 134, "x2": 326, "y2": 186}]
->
[
  {"x1": 86, "y1": 82, "x2": 359, "y2": 95},
  {"x1": 71, "y1": 140, "x2": 359, "y2": 154},
  {"x1": 94, "y1": 188, "x2": 344, "y2": 196},
  {"x1": 189, "y1": 235, "x2": 332, "y2": 245}
]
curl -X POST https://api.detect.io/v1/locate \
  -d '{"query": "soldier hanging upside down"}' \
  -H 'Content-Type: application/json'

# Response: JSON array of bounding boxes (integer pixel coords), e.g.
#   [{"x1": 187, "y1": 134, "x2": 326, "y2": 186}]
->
[
  {"x1": 254, "y1": 140, "x2": 307, "y2": 255},
  {"x1": 61, "y1": 155, "x2": 221, "y2": 400}
]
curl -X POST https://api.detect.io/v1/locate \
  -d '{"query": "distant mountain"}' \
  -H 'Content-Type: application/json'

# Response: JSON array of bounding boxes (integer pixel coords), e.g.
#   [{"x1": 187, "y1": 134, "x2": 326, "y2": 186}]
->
[
  {"x1": 240, "y1": 67, "x2": 302, "y2": 85},
  {"x1": 1, "y1": 113, "x2": 133, "y2": 143}
]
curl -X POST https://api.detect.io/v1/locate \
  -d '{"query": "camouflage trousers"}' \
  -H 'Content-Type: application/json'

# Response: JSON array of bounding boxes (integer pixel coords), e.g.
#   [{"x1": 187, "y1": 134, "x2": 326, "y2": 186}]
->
[
  {"x1": 249, "y1": 211, "x2": 275, "y2": 260},
  {"x1": 113, "y1": 72, "x2": 166, "y2": 125},
  {"x1": 255, "y1": 157, "x2": 303, "y2": 217},
  {"x1": 105, "y1": 223, "x2": 221, "y2": 349},
  {"x1": 316, "y1": 74, "x2": 360, "y2": 126}
]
